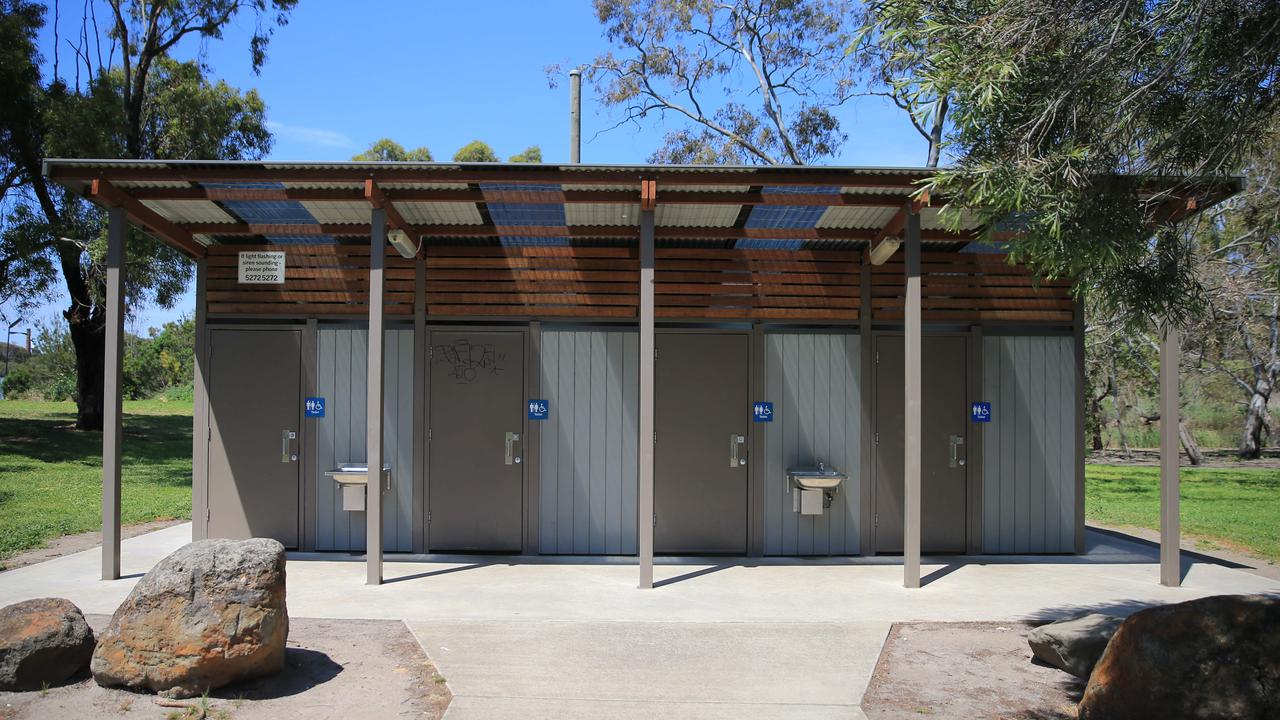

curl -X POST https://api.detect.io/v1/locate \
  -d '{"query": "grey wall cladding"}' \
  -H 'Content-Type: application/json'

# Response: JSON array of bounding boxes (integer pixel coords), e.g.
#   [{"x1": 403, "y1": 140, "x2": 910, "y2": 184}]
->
[
  {"x1": 314, "y1": 327, "x2": 414, "y2": 552},
  {"x1": 981, "y1": 335, "x2": 1077, "y2": 553},
  {"x1": 762, "y1": 333, "x2": 861, "y2": 555},
  {"x1": 538, "y1": 328, "x2": 639, "y2": 555}
]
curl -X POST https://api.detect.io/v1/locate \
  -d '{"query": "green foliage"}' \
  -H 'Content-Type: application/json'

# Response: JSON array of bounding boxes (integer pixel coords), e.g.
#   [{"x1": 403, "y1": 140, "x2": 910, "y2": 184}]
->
[
  {"x1": 508, "y1": 145, "x2": 543, "y2": 163},
  {"x1": 452, "y1": 140, "x2": 500, "y2": 163},
  {"x1": 0, "y1": 400, "x2": 192, "y2": 563},
  {"x1": 574, "y1": 0, "x2": 856, "y2": 165},
  {"x1": 1086, "y1": 464, "x2": 1280, "y2": 562},
  {"x1": 123, "y1": 317, "x2": 195, "y2": 400},
  {"x1": 1, "y1": 322, "x2": 76, "y2": 400},
  {"x1": 869, "y1": 0, "x2": 1280, "y2": 326},
  {"x1": 352, "y1": 138, "x2": 433, "y2": 162}
]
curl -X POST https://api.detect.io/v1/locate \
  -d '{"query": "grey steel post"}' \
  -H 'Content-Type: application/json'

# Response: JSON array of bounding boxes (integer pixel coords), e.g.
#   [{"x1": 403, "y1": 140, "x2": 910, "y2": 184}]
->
[
  {"x1": 903, "y1": 208, "x2": 922, "y2": 589},
  {"x1": 412, "y1": 257, "x2": 427, "y2": 554},
  {"x1": 102, "y1": 206, "x2": 126, "y2": 581},
  {"x1": 638, "y1": 207, "x2": 655, "y2": 588},
  {"x1": 191, "y1": 258, "x2": 209, "y2": 541},
  {"x1": 858, "y1": 253, "x2": 874, "y2": 553},
  {"x1": 366, "y1": 208, "x2": 387, "y2": 585},
  {"x1": 569, "y1": 69, "x2": 582, "y2": 163},
  {"x1": 1159, "y1": 323, "x2": 1181, "y2": 586},
  {"x1": 1073, "y1": 297, "x2": 1087, "y2": 554}
]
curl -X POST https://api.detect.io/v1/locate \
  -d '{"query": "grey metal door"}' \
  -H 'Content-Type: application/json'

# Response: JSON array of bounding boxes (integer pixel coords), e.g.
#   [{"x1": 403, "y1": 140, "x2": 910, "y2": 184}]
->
[
  {"x1": 655, "y1": 333, "x2": 749, "y2": 554},
  {"x1": 874, "y1": 335, "x2": 968, "y2": 553},
  {"x1": 206, "y1": 329, "x2": 301, "y2": 547},
  {"x1": 428, "y1": 331, "x2": 524, "y2": 551}
]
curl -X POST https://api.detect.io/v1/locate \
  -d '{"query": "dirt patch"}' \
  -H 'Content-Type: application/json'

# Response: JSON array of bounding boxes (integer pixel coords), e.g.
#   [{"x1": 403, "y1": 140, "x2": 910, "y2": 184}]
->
[
  {"x1": 1088, "y1": 448, "x2": 1280, "y2": 469},
  {"x1": 0, "y1": 616, "x2": 451, "y2": 719},
  {"x1": 862, "y1": 621, "x2": 1082, "y2": 720},
  {"x1": 0, "y1": 520, "x2": 187, "y2": 572}
]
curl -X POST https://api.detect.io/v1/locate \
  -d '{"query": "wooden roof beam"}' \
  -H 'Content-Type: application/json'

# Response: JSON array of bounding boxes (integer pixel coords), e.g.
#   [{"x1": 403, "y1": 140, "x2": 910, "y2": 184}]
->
[
  {"x1": 868, "y1": 194, "x2": 930, "y2": 265},
  {"x1": 88, "y1": 178, "x2": 205, "y2": 258},
  {"x1": 364, "y1": 179, "x2": 421, "y2": 258}
]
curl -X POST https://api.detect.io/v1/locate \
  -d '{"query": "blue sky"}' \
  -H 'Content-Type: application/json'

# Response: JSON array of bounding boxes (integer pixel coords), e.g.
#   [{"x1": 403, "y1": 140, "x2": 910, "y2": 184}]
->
[{"x1": 16, "y1": 0, "x2": 927, "y2": 333}]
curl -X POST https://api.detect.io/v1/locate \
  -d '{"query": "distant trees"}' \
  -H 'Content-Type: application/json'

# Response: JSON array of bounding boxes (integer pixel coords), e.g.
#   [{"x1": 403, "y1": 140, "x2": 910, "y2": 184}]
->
[{"x1": 351, "y1": 139, "x2": 544, "y2": 163}]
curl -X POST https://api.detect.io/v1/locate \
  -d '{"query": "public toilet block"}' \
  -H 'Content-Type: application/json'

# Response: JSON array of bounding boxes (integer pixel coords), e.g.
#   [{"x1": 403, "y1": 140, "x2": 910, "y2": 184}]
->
[{"x1": 45, "y1": 159, "x2": 1233, "y2": 587}]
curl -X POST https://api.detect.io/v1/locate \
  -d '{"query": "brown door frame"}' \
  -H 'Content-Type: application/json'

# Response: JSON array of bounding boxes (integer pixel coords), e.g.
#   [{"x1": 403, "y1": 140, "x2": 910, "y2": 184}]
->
[
  {"x1": 204, "y1": 323, "x2": 306, "y2": 548},
  {"x1": 424, "y1": 324, "x2": 531, "y2": 554},
  {"x1": 869, "y1": 329, "x2": 980, "y2": 555}
]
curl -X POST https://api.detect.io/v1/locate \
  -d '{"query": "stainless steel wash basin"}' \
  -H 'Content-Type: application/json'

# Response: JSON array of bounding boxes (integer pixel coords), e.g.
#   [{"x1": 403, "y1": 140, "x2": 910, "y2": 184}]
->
[
  {"x1": 324, "y1": 464, "x2": 391, "y2": 487},
  {"x1": 787, "y1": 464, "x2": 847, "y2": 490}
]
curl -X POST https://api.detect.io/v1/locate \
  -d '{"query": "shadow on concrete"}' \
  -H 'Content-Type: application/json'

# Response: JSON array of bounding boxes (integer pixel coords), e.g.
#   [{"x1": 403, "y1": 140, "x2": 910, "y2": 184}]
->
[
  {"x1": 920, "y1": 563, "x2": 963, "y2": 587},
  {"x1": 213, "y1": 648, "x2": 342, "y2": 700},
  {"x1": 384, "y1": 562, "x2": 490, "y2": 584},
  {"x1": 653, "y1": 564, "x2": 730, "y2": 588}
]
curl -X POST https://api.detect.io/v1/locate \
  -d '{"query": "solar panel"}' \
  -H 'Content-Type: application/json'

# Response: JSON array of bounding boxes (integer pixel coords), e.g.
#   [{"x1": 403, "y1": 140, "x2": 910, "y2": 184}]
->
[{"x1": 487, "y1": 203, "x2": 567, "y2": 227}]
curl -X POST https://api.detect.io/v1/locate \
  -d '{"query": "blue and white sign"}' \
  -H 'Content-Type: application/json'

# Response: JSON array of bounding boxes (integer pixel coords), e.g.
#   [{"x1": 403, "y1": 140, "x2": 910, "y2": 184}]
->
[
  {"x1": 752, "y1": 402, "x2": 774, "y2": 423},
  {"x1": 304, "y1": 397, "x2": 326, "y2": 418},
  {"x1": 971, "y1": 401, "x2": 991, "y2": 423},
  {"x1": 528, "y1": 399, "x2": 550, "y2": 421}
]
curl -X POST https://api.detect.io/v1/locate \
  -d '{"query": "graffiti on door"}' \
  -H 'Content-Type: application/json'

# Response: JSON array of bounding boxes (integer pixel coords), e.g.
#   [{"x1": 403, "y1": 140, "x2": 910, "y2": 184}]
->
[{"x1": 433, "y1": 338, "x2": 506, "y2": 383}]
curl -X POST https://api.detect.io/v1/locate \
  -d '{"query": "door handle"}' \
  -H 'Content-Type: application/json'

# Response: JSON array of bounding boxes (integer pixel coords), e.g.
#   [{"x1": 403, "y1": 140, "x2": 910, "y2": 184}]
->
[
  {"x1": 505, "y1": 431, "x2": 521, "y2": 466},
  {"x1": 281, "y1": 430, "x2": 297, "y2": 463},
  {"x1": 949, "y1": 434, "x2": 965, "y2": 468},
  {"x1": 729, "y1": 434, "x2": 746, "y2": 468}
]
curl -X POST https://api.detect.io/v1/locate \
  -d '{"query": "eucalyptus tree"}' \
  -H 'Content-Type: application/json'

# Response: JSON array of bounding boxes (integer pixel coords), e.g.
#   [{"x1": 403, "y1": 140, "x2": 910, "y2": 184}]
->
[
  {"x1": 0, "y1": 0, "x2": 295, "y2": 430},
  {"x1": 563, "y1": 0, "x2": 858, "y2": 165}
]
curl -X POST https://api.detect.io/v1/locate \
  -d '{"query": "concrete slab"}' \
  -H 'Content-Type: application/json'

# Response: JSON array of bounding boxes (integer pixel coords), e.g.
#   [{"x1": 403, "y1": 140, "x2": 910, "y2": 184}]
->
[
  {"x1": 440, "y1": 696, "x2": 867, "y2": 719},
  {"x1": 410, "y1": 621, "x2": 886, "y2": 720}
]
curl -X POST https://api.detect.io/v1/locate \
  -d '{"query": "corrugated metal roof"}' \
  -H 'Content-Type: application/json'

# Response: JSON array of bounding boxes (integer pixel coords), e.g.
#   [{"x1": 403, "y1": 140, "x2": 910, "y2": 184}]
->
[
  {"x1": 656, "y1": 204, "x2": 741, "y2": 227},
  {"x1": 299, "y1": 200, "x2": 369, "y2": 224},
  {"x1": 818, "y1": 206, "x2": 898, "y2": 229},
  {"x1": 140, "y1": 199, "x2": 236, "y2": 224},
  {"x1": 398, "y1": 202, "x2": 485, "y2": 225},
  {"x1": 565, "y1": 203, "x2": 640, "y2": 226}
]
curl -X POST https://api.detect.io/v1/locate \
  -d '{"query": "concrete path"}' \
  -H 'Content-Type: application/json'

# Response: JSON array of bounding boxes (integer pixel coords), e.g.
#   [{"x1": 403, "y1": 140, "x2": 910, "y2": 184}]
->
[
  {"x1": 410, "y1": 621, "x2": 882, "y2": 719},
  {"x1": 2, "y1": 524, "x2": 1278, "y2": 719}
]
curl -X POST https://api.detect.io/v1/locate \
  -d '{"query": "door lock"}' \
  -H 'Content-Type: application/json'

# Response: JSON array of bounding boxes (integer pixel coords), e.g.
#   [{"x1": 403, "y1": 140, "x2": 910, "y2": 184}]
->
[
  {"x1": 281, "y1": 429, "x2": 298, "y2": 463},
  {"x1": 729, "y1": 434, "x2": 747, "y2": 468},
  {"x1": 505, "y1": 431, "x2": 521, "y2": 466},
  {"x1": 949, "y1": 434, "x2": 965, "y2": 469}
]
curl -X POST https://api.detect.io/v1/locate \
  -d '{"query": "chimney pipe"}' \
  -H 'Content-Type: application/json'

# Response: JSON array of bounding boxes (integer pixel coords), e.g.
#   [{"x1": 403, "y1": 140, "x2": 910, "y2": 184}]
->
[{"x1": 569, "y1": 68, "x2": 582, "y2": 164}]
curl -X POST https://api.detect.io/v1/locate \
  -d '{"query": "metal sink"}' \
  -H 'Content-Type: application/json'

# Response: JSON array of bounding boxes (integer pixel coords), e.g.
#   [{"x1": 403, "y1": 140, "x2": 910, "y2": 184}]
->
[
  {"x1": 787, "y1": 463, "x2": 847, "y2": 490},
  {"x1": 325, "y1": 464, "x2": 391, "y2": 487}
]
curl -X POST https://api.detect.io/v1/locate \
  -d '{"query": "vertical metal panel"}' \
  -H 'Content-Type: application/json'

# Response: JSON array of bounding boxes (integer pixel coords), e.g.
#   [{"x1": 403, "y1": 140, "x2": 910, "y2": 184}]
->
[
  {"x1": 314, "y1": 327, "x2": 414, "y2": 552},
  {"x1": 412, "y1": 260, "x2": 427, "y2": 553},
  {"x1": 761, "y1": 332, "x2": 861, "y2": 555},
  {"x1": 539, "y1": 331, "x2": 560, "y2": 551},
  {"x1": 1059, "y1": 335, "x2": 1077, "y2": 551},
  {"x1": 302, "y1": 319, "x2": 318, "y2": 551},
  {"x1": 192, "y1": 259, "x2": 209, "y2": 542},
  {"x1": 537, "y1": 327, "x2": 640, "y2": 554},
  {"x1": 982, "y1": 335, "x2": 1078, "y2": 553}
]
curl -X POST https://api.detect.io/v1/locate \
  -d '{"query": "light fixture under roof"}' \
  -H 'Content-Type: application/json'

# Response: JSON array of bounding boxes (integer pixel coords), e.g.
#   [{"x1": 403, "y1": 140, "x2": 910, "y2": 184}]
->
[
  {"x1": 868, "y1": 236, "x2": 901, "y2": 265},
  {"x1": 387, "y1": 228, "x2": 420, "y2": 258}
]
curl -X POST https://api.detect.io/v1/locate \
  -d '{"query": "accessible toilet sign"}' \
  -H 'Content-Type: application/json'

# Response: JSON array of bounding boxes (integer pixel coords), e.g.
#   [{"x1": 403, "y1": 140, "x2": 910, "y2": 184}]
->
[
  {"x1": 753, "y1": 402, "x2": 774, "y2": 422},
  {"x1": 304, "y1": 397, "x2": 326, "y2": 418},
  {"x1": 528, "y1": 399, "x2": 549, "y2": 420},
  {"x1": 971, "y1": 401, "x2": 992, "y2": 423}
]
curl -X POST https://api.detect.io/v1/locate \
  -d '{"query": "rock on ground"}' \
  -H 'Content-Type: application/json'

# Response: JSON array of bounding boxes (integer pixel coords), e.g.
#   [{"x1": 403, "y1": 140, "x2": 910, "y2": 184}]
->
[
  {"x1": 90, "y1": 538, "x2": 288, "y2": 698},
  {"x1": 1079, "y1": 594, "x2": 1280, "y2": 720},
  {"x1": 0, "y1": 598, "x2": 95, "y2": 691},
  {"x1": 1027, "y1": 612, "x2": 1123, "y2": 678}
]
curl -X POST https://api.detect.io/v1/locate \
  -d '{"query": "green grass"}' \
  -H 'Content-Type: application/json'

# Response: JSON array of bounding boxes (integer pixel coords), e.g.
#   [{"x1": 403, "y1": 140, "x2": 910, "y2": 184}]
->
[
  {"x1": 0, "y1": 399, "x2": 192, "y2": 563},
  {"x1": 1086, "y1": 464, "x2": 1280, "y2": 562}
]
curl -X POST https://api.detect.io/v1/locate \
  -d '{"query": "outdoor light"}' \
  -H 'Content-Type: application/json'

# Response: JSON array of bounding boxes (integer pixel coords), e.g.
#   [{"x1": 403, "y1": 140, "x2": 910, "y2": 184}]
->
[
  {"x1": 387, "y1": 228, "x2": 420, "y2": 259},
  {"x1": 868, "y1": 235, "x2": 901, "y2": 265}
]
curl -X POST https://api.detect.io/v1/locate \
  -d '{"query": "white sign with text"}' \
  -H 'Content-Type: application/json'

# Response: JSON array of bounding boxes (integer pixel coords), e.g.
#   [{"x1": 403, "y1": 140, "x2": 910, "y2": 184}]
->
[{"x1": 237, "y1": 251, "x2": 286, "y2": 284}]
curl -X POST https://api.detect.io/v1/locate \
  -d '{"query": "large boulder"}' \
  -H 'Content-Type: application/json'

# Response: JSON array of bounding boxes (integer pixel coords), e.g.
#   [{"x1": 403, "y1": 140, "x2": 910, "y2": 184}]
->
[
  {"x1": 91, "y1": 538, "x2": 288, "y2": 698},
  {"x1": 1079, "y1": 594, "x2": 1280, "y2": 720},
  {"x1": 1027, "y1": 612, "x2": 1123, "y2": 678},
  {"x1": 0, "y1": 598, "x2": 95, "y2": 690}
]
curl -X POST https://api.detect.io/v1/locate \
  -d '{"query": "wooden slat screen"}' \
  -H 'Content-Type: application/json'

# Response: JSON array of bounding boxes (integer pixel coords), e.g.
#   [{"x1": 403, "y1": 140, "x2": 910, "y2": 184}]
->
[
  {"x1": 424, "y1": 246, "x2": 640, "y2": 317},
  {"x1": 206, "y1": 244, "x2": 416, "y2": 316},
  {"x1": 871, "y1": 251, "x2": 1075, "y2": 323},
  {"x1": 205, "y1": 244, "x2": 1073, "y2": 325},
  {"x1": 653, "y1": 248, "x2": 860, "y2": 321}
]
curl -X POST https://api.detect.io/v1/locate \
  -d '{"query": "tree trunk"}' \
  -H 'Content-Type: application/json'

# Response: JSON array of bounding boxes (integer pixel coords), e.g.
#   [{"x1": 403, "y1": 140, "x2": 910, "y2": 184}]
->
[
  {"x1": 1178, "y1": 421, "x2": 1204, "y2": 466},
  {"x1": 1090, "y1": 395, "x2": 1105, "y2": 451},
  {"x1": 66, "y1": 304, "x2": 106, "y2": 431},
  {"x1": 1240, "y1": 384, "x2": 1271, "y2": 459}
]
